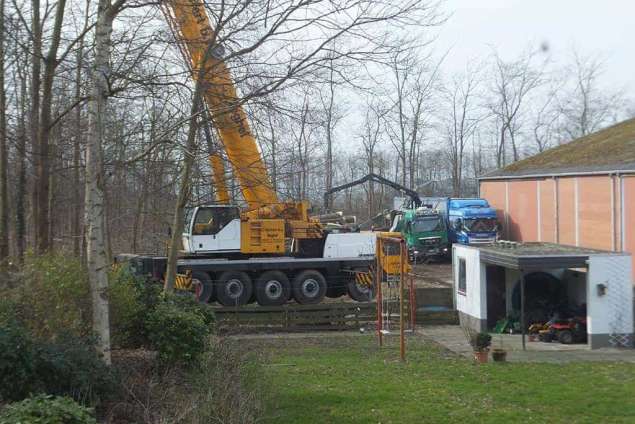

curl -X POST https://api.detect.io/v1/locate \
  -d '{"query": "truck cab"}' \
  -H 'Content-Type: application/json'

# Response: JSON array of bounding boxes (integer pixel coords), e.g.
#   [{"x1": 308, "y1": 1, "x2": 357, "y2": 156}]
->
[
  {"x1": 182, "y1": 205, "x2": 242, "y2": 254},
  {"x1": 447, "y1": 199, "x2": 499, "y2": 245},
  {"x1": 392, "y1": 207, "x2": 449, "y2": 261}
]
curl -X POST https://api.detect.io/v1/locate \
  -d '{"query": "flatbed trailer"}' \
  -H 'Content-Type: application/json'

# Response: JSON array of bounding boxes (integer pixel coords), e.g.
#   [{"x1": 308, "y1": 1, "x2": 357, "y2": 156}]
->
[{"x1": 114, "y1": 254, "x2": 374, "y2": 307}]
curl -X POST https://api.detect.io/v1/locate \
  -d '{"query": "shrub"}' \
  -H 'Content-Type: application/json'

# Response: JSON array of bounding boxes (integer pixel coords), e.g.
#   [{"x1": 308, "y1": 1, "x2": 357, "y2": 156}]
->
[
  {"x1": 109, "y1": 264, "x2": 165, "y2": 348},
  {"x1": 8, "y1": 254, "x2": 91, "y2": 340},
  {"x1": 36, "y1": 336, "x2": 119, "y2": 406},
  {"x1": 0, "y1": 297, "x2": 18, "y2": 327},
  {"x1": 109, "y1": 266, "x2": 146, "y2": 348},
  {"x1": 109, "y1": 264, "x2": 215, "y2": 352},
  {"x1": 0, "y1": 320, "x2": 117, "y2": 406},
  {"x1": 107, "y1": 339, "x2": 263, "y2": 424},
  {"x1": 0, "y1": 321, "x2": 39, "y2": 401},
  {"x1": 0, "y1": 395, "x2": 96, "y2": 424},
  {"x1": 166, "y1": 293, "x2": 215, "y2": 329},
  {"x1": 145, "y1": 302, "x2": 209, "y2": 365}
]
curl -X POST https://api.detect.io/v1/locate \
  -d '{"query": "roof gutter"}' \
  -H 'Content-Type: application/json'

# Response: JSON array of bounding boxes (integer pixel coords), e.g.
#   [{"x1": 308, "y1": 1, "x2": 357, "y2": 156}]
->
[{"x1": 478, "y1": 169, "x2": 635, "y2": 182}]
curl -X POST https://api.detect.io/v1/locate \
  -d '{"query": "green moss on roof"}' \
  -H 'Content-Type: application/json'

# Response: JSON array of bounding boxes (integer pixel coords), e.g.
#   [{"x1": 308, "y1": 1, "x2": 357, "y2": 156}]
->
[{"x1": 491, "y1": 118, "x2": 635, "y2": 176}]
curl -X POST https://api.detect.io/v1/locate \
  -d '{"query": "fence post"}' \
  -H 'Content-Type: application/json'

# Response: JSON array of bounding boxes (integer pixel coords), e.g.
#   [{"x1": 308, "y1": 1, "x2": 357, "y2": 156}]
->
[
  {"x1": 376, "y1": 237, "x2": 383, "y2": 347},
  {"x1": 399, "y1": 241, "x2": 406, "y2": 362}
]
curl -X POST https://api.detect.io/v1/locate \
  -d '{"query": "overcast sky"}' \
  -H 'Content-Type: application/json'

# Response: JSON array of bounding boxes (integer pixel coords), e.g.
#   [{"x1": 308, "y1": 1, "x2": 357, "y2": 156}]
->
[{"x1": 436, "y1": 0, "x2": 633, "y2": 94}]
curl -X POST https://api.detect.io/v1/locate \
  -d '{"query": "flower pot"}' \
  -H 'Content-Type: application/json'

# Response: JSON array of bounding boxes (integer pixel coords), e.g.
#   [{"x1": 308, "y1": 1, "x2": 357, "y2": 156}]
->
[
  {"x1": 473, "y1": 350, "x2": 489, "y2": 363},
  {"x1": 492, "y1": 348, "x2": 507, "y2": 362}
]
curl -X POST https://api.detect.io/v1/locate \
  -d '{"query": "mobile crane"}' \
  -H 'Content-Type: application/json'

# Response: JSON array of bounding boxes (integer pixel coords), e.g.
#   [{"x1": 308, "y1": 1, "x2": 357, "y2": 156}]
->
[{"x1": 116, "y1": 0, "x2": 403, "y2": 307}]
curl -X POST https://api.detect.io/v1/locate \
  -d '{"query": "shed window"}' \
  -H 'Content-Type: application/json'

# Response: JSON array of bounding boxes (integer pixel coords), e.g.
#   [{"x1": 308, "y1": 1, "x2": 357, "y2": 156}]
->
[{"x1": 458, "y1": 258, "x2": 466, "y2": 294}]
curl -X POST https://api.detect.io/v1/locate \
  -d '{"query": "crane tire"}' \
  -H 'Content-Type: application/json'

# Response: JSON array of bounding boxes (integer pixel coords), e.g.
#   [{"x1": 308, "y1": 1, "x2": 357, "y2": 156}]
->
[
  {"x1": 292, "y1": 270, "x2": 327, "y2": 305},
  {"x1": 347, "y1": 269, "x2": 374, "y2": 302},
  {"x1": 192, "y1": 271, "x2": 214, "y2": 303},
  {"x1": 216, "y1": 271, "x2": 253, "y2": 306},
  {"x1": 255, "y1": 271, "x2": 291, "y2": 306}
]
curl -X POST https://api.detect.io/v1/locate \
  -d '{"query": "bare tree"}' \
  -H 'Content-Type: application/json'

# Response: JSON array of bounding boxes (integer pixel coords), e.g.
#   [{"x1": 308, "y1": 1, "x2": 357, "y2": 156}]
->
[
  {"x1": 443, "y1": 69, "x2": 483, "y2": 197},
  {"x1": 359, "y1": 100, "x2": 385, "y2": 216},
  {"x1": 557, "y1": 49, "x2": 626, "y2": 140},
  {"x1": 0, "y1": 0, "x2": 8, "y2": 267},
  {"x1": 531, "y1": 86, "x2": 561, "y2": 153},
  {"x1": 85, "y1": 0, "x2": 125, "y2": 365},
  {"x1": 319, "y1": 54, "x2": 344, "y2": 209},
  {"x1": 383, "y1": 48, "x2": 441, "y2": 189},
  {"x1": 165, "y1": 85, "x2": 204, "y2": 292},
  {"x1": 488, "y1": 48, "x2": 544, "y2": 166}
]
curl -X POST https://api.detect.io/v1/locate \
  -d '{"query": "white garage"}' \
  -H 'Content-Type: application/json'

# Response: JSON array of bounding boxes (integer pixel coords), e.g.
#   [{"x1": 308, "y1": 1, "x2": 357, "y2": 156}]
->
[{"x1": 453, "y1": 242, "x2": 633, "y2": 349}]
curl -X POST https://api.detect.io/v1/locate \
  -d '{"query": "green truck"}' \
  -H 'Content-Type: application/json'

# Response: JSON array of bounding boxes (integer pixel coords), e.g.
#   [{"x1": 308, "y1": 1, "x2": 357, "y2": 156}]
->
[
  {"x1": 390, "y1": 207, "x2": 449, "y2": 262},
  {"x1": 323, "y1": 173, "x2": 449, "y2": 263}
]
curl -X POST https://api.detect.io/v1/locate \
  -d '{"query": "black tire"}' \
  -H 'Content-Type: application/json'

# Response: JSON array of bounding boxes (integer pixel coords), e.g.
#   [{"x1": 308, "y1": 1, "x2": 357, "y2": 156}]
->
[
  {"x1": 255, "y1": 271, "x2": 291, "y2": 306},
  {"x1": 192, "y1": 271, "x2": 214, "y2": 303},
  {"x1": 558, "y1": 330, "x2": 574, "y2": 344},
  {"x1": 539, "y1": 331, "x2": 553, "y2": 343},
  {"x1": 216, "y1": 271, "x2": 253, "y2": 306},
  {"x1": 347, "y1": 270, "x2": 374, "y2": 302},
  {"x1": 292, "y1": 270, "x2": 327, "y2": 305}
]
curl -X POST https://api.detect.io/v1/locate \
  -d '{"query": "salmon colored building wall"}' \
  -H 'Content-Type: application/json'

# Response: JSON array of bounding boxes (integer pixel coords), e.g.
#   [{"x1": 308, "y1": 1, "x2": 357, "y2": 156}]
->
[
  {"x1": 480, "y1": 174, "x2": 635, "y2": 281},
  {"x1": 538, "y1": 179, "x2": 556, "y2": 243}
]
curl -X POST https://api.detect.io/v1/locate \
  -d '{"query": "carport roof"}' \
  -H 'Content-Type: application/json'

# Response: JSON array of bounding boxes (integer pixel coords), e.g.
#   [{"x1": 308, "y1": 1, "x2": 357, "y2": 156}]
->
[{"x1": 473, "y1": 242, "x2": 613, "y2": 270}]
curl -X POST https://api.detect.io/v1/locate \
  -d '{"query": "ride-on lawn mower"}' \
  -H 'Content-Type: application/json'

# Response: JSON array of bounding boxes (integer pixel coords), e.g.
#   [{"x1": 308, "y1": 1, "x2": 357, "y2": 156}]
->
[{"x1": 536, "y1": 317, "x2": 587, "y2": 344}]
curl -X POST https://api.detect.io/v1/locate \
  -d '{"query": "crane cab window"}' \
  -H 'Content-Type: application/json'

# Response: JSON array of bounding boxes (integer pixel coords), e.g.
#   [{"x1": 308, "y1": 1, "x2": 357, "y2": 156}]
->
[{"x1": 192, "y1": 207, "x2": 240, "y2": 235}]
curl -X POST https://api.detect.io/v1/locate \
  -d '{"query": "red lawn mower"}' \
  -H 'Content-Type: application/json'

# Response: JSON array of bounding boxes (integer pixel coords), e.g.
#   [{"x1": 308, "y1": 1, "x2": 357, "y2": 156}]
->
[{"x1": 538, "y1": 317, "x2": 587, "y2": 344}]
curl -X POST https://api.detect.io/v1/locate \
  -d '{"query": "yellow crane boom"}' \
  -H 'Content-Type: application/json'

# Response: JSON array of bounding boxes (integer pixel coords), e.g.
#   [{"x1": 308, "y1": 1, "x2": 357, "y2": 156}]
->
[
  {"x1": 165, "y1": 0, "x2": 277, "y2": 210},
  {"x1": 163, "y1": 0, "x2": 322, "y2": 253}
]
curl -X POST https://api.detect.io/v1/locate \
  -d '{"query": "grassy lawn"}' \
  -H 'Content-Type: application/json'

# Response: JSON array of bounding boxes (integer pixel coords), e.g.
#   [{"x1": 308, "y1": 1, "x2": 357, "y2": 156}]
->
[{"x1": 242, "y1": 334, "x2": 635, "y2": 423}]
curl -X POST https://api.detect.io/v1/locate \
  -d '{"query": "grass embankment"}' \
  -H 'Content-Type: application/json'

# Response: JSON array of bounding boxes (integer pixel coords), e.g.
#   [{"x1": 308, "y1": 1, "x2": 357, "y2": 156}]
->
[{"x1": 244, "y1": 335, "x2": 635, "y2": 424}]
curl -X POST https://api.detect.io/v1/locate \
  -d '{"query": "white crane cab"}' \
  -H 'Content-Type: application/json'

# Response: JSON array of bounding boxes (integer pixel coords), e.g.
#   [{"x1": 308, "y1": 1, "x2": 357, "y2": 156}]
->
[{"x1": 182, "y1": 205, "x2": 242, "y2": 254}]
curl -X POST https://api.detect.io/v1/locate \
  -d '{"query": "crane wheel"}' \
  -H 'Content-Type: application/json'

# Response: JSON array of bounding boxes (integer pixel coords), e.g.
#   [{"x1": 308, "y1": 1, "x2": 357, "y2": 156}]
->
[
  {"x1": 347, "y1": 269, "x2": 374, "y2": 302},
  {"x1": 292, "y1": 270, "x2": 327, "y2": 305},
  {"x1": 216, "y1": 271, "x2": 253, "y2": 306},
  {"x1": 192, "y1": 271, "x2": 215, "y2": 303},
  {"x1": 255, "y1": 271, "x2": 291, "y2": 306}
]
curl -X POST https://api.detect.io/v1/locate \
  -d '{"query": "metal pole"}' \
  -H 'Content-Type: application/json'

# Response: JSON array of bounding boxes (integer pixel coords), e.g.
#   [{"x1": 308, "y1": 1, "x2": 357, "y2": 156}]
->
[
  {"x1": 520, "y1": 270, "x2": 526, "y2": 351},
  {"x1": 399, "y1": 241, "x2": 406, "y2": 361},
  {"x1": 409, "y1": 273, "x2": 416, "y2": 330},
  {"x1": 376, "y1": 238, "x2": 383, "y2": 347}
]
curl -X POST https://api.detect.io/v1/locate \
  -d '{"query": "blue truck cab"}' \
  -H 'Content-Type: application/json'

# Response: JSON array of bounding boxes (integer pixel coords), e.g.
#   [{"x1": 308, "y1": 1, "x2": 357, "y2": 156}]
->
[{"x1": 420, "y1": 197, "x2": 500, "y2": 245}]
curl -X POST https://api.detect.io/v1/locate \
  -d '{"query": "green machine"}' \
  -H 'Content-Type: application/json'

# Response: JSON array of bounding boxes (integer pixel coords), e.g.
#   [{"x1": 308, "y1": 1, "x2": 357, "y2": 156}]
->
[
  {"x1": 323, "y1": 173, "x2": 449, "y2": 262},
  {"x1": 391, "y1": 207, "x2": 449, "y2": 262}
]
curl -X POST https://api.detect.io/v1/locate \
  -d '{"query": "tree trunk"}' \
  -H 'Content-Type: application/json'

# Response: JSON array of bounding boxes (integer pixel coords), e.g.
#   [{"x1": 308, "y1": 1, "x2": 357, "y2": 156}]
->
[
  {"x1": 35, "y1": 0, "x2": 67, "y2": 253},
  {"x1": 325, "y1": 65, "x2": 335, "y2": 208},
  {"x1": 267, "y1": 112, "x2": 277, "y2": 192},
  {"x1": 72, "y1": 37, "x2": 85, "y2": 257},
  {"x1": 0, "y1": 0, "x2": 8, "y2": 267},
  {"x1": 30, "y1": 0, "x2": 42, "y2": 251},
  {"x1": 85, "y1": 0, "x2": 117, "y2": 365},
  {"x1": 164, "y1": 87, "x2": 204, "y2": 292},
  {"x1": 16, "y1": 59, "x2": 28, "y2": 262}
]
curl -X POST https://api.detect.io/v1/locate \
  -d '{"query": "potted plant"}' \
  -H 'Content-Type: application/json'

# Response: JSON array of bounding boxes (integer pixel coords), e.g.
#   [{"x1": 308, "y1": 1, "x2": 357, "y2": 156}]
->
[
  {"x1": 492, "y1": 335, "x2": 507, "y2": 362},
  {"x1": 462, "y1": 326, "x2": 491, "y2": 363}
]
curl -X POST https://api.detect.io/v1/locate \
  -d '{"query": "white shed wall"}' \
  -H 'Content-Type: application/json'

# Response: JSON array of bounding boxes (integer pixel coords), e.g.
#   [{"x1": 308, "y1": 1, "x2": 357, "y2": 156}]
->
[
  {"x1": 587, "y1": 254, "x2": 633, "y2": 347},
  {"x1": 454, "y1": 245, "x2": 487, "y2": 330}
]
